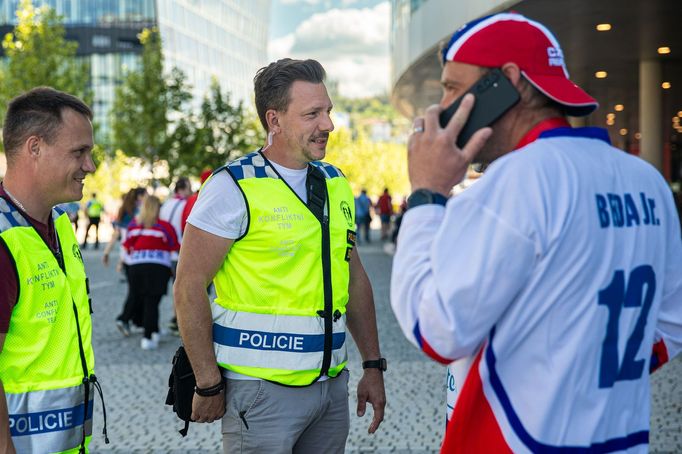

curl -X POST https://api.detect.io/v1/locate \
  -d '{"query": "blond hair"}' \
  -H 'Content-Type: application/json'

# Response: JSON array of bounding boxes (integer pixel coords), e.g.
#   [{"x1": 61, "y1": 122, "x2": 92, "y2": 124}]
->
[{"x1": 138, "y1": 195, "x2": 161, "y2": 228}]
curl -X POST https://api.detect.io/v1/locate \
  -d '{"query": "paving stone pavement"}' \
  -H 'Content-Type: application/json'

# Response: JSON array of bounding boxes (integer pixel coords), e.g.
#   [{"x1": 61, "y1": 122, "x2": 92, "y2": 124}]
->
[{"x1": 83, "y1": 232, "x2": 681, "y2": 453}]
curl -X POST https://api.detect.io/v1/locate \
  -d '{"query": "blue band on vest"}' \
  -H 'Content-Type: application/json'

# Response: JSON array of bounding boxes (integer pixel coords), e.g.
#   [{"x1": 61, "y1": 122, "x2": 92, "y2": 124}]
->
[
  {"x1": 213, "y1": 324, "x2": 345, "y2": 352},
  {"x1": 310, "y1": 161, "x2": 341, "y2": 178},
  {"x1": 9, "y1": 400, "x2": 93, "y2": 437}
]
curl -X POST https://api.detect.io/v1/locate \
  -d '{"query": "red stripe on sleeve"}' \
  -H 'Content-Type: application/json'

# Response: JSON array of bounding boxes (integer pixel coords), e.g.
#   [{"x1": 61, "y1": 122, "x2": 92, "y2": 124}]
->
[
  {"x1": 413, "y1": 322, "x2": 454, "y2": 364},
  {"x1": 421, "y1": 337, "x2": 455, "y2": 365},
  {"x1": 650, "y1": 340, "x2": 669, "y2": 373}
]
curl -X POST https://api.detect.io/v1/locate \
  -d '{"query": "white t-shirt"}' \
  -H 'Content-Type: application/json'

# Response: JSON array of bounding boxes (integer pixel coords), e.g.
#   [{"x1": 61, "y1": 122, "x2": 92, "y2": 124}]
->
[
  {"x1": 391, "y1": 128, "x2": 682, "y2": 452},
  {"x1": 188, "y1": 159, "x2": 316, "y2": 381}
]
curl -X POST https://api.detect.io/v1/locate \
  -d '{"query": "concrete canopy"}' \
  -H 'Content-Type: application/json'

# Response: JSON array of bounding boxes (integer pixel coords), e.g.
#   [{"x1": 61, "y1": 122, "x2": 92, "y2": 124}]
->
[{"x1": 391, "y1": 0, "x2": 682, "y2": 146}]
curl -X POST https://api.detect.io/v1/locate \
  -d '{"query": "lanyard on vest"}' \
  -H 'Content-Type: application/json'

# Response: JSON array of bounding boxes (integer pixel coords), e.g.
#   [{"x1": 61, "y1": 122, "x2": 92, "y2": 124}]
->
[
  {"x1": 306, "y1": 166, "x2": 327, "y2": 223},
  {"x1": 306, "y1": 165, "x2": 336, "y2": 379}
]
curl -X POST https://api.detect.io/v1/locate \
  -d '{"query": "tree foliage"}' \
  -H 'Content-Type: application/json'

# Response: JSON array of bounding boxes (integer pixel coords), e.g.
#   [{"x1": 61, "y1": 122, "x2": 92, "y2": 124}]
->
[
  {"x1": 110, "y1": 28, "x2": 261, "y2": 182},
  {"x1": 110, "y1": 27, "x2": 192, "y2": 182},
  {"x1": 0, "y1": 0, "x2": 90, "y2": 145},
  {"x1": 325, "y1": 128, "x2": 410, "y2": 201},
  {"x1": 333, "y1": 94, "x2": 411, "y2": 141},
  {"x1": 167, "y1": 79, "x2": 264, "y2": 178}
]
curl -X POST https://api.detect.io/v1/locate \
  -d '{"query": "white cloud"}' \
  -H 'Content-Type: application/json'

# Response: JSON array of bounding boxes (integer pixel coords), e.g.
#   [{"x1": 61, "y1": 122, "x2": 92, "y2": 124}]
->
[
  {"x1": 268, "y1": 2, "x2": 390, "y2": 98},
  {"x1": 268, "y1": 34, "x2": 295, "y2": 59}
]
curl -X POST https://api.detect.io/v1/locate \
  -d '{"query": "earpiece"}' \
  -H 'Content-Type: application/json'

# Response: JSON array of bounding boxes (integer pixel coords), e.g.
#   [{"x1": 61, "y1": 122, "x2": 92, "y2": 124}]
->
[{"x1": 262, "y1": 130, "x2": 274, "y2": 152}]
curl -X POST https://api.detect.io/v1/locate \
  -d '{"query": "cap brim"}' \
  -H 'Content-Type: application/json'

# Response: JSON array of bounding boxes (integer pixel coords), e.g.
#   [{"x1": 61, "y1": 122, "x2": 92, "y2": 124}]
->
[{"x1": 523, "y1": 71, "x2": 599, "y2": 117}]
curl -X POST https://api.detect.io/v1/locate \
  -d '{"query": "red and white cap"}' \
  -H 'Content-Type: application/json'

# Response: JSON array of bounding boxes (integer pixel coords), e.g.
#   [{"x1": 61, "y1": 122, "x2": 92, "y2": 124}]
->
[{"x1": 442, "y1": 12, "x2": 598, "y2": 116}]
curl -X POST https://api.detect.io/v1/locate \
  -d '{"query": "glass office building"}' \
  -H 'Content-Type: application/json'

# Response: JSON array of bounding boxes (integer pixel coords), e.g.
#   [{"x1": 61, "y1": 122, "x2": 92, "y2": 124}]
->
[
  {"x1": 0, "y1": 0, "x2": 270, "y2": 140},
  {"x1": 157, "y1": 0, "x2": 270, "y2": 106}
]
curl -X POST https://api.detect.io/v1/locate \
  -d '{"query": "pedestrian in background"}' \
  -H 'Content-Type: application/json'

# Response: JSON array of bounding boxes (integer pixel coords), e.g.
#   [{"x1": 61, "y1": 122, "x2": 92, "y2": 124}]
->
[
  {"x1": 180, "y1": 169, "x2": 213, "y2": 234},
  {"x1": 82, "y1": 191, "x2": 103, "y2": 249},
  {"x1": 175, "y1": 58, "x2": 386, "y2": 453},
  {"x1": 0, "y1": 87, "x2": 105, "y2": 452},
  {"x1": 160, "y1": 176, "x2": 190, "y2": 334},
  {"x1": 355, "y1": 188, "x2": 372, "y2": 243},
  {"x1": 391, "y1": 12, "x2": 682, "y2": 452},
  {"x1": 103, "y1": 186, "x2": 147, "y2": 335},
  {"x1": 376, "y1": 188, "x2": 393, "y2": 240},
  {"x1": 123, "y1": 195, "x2": 179, "y2": 350}
]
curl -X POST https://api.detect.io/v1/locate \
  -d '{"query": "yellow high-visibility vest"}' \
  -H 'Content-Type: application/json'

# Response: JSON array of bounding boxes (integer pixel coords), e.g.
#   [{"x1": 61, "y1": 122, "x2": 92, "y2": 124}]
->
[
  {"x1": 0, "y1": 201, "x2": 95, "y2": 453},
  {"x1": 211, "y1": 152, "x2": 356, "y2": 386}
]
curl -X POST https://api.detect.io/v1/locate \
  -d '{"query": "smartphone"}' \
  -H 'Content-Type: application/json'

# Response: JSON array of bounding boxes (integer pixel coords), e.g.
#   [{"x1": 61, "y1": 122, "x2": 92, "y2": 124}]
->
[{"x1": 439, "y1": 68, "x2": 520, "y2": 148}]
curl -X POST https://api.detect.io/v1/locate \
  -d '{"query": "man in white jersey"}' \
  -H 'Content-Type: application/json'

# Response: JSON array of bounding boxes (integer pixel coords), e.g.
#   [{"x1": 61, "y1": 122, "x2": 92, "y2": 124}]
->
[
  {"x1": 391, "y1": 12, "x2": 682, "y2": 453},
  {"x1": 159, "y1": 176, "x2": 191, "y2": 263},
  {"x1": 160, "y1": 176, "x2": 190, "y2": 334},
  {"x1": 174, "y1": 58, "x2": 385, "y2": 453}
]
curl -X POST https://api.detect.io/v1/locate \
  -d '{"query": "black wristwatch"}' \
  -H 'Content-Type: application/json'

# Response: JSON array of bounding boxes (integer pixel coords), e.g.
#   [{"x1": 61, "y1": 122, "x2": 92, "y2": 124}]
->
[
  {"x1": 407, "y1": 189, "x2": 448, "y2": 210},
  {"x1": 362, "y1": 358, "x2": 387, "y2": 372}
]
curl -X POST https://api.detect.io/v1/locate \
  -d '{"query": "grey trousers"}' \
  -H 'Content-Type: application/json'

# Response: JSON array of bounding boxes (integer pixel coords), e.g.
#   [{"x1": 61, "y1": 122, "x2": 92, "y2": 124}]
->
[{"x1": 222, "y1": 370, "x2": 350, "y2": 454}]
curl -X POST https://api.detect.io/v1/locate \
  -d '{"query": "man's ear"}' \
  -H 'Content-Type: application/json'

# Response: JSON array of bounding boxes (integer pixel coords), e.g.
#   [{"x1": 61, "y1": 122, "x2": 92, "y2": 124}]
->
[
  {"x1": 26, "y1": 136, "x2": 41, "y2": 157},
  {"x1": 265, "y1": 109, "x2": 280, "y2": 134},
  {"x1": 501, "y1": 62, "x2": 535, "y2": 105},
  {"x1": 500, "y1": 63, "x2": 522, "y2": 88}
]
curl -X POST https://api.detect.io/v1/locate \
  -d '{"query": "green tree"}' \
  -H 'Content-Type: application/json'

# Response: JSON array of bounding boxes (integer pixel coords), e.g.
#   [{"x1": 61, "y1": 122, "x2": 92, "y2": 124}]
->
[
  {"x1": 325, "y1": 128, "x2": 410, "y2": 200},
  {"x1": 0, "y1": 0, "x2": 90, "y2": 144},
  {"x1": 168, "y1": 79, "x2": 264, "y2": 178},
  {"x1": 110, "y1": 27, "x2": 192, "y2": 182},
  {"x1": 333, "y1": 94, "x2": 411, "y2": 141}
]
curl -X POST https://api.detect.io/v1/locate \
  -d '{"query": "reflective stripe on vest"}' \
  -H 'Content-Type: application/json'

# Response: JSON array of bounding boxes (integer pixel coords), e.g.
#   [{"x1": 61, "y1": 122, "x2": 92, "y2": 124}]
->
[
  {"x1": 211, "y1": 152, "x2": 355, "y2": 386},
  {"x1": 7, "y1": 385, "x2": 93, "y2": 453},
  {"x1": 212, "y1": 304, "x2": 348, "y2": 381}
]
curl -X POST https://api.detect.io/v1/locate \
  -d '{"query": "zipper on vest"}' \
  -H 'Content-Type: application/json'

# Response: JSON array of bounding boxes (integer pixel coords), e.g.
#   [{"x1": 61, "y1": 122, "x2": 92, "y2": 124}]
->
[{"x1": 319, "y1": 214, "x2": 333, "y2": 378}]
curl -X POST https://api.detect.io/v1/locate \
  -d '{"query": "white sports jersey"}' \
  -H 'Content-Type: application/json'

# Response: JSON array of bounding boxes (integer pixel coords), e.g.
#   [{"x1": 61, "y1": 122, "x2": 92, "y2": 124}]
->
[
  {"x1": 159, "y1": 195, "x2": 187, "y2": 260},
  {"x1": 391, "y1": 127, "x2": 682, "y2": 452}
]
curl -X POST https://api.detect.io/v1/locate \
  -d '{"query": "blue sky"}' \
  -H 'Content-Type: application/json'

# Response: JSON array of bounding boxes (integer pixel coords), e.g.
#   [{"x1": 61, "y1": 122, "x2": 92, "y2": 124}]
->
[{"x1": 268, "y1": 0, "x2": 390, "y2": 98}]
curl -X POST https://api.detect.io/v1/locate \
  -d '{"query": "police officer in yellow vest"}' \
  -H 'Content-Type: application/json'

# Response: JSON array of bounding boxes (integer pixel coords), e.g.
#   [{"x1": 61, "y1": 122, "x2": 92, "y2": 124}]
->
[
  {"x1": 175, "y1": 59, "x2": 386, "y2": 453},
  {"x1": 0, "y1": 88, "x2": 102, "y2": 453}
]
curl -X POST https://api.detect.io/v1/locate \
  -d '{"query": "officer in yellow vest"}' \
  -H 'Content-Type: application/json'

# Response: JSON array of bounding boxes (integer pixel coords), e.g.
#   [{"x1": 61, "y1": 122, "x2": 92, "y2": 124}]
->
[
  {"x1": 0, "y1": 88, "x2": 102, "y2": 453},
  {"x1": 82, "y1": 193, "x2": 103, "y2": 249},
  {"x1": 175, "y1": 59, "x2": 386, "y2": 453}
]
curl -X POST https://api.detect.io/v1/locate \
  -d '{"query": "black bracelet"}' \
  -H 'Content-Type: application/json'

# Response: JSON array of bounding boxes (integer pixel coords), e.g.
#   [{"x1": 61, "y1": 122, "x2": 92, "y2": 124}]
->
[{"x1": 195, "y1": 379, "x2": 225, "y2": 397}]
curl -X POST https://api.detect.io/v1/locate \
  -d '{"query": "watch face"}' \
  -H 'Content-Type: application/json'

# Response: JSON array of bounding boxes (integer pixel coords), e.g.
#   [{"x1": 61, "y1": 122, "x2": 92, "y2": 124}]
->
[
  {"x1": 407, "y1": 189, "x2": 433, "y2": 209},
  {"x1": 408, "y1": 189, "x2": 448, "y2": 209}
]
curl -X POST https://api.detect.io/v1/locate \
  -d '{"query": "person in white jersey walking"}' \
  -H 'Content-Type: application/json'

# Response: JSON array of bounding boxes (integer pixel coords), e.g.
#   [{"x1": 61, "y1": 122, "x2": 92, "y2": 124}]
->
[
  {"x1": 391, "y1": 12, "x2": 682, "y2": 453},
  {"x1": 159, "y1": 176, "x2": 190, "y2": 334}
]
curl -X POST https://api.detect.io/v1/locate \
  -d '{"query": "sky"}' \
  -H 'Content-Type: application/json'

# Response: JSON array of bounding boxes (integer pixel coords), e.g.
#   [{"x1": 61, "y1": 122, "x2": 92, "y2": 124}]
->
[{"x1": 268, "y1": 0, "x2": 390, "y2": 99}]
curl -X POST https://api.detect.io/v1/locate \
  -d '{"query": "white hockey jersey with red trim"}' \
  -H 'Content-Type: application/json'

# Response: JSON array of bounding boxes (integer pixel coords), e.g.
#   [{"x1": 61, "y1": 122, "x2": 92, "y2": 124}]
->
[{"x1": 391, "y1": 127, "x2": 682, "y2": 452}]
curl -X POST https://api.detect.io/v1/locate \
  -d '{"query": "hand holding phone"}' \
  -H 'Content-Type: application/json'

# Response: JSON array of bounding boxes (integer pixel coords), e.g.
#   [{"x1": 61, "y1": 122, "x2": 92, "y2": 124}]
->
[{"x1": 439, "y1": 68, "x2": 520, "y2": 148}]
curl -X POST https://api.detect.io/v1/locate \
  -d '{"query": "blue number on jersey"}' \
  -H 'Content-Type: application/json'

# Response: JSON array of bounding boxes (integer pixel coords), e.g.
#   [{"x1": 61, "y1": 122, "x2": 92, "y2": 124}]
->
[{"x1": 598, "y1": 265, "x2": 656, "y2": 388}]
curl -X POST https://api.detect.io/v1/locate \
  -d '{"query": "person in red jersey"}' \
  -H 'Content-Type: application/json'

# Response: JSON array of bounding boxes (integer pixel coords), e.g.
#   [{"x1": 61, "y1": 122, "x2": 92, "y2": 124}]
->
[{"x1": 124, "y1": 195, "x2": 179, "y2": 350}]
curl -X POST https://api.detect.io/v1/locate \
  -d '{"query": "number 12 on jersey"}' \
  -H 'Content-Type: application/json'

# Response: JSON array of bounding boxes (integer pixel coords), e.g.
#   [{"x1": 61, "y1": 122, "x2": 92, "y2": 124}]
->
[{"x1": 598, "y1": 265, "x2": 656, "y2": 388}]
